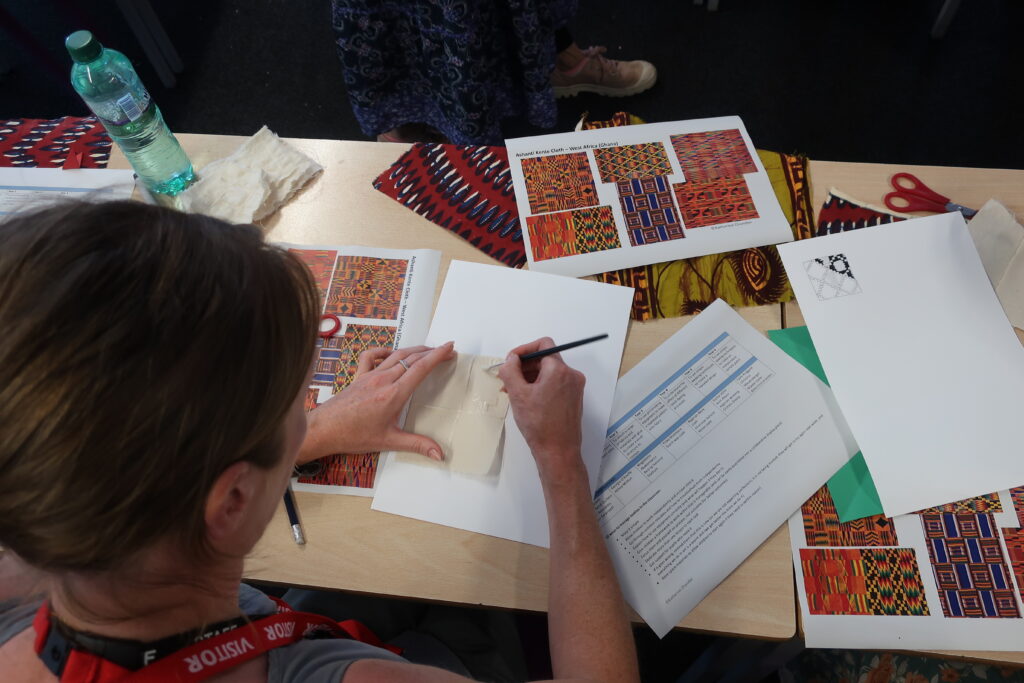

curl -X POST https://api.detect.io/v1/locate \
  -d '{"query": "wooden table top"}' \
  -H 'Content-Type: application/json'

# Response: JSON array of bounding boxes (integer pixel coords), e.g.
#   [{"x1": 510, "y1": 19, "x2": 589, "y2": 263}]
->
[{"x1": 108, "y1": 136, "x2": 1024, "y2": 659}]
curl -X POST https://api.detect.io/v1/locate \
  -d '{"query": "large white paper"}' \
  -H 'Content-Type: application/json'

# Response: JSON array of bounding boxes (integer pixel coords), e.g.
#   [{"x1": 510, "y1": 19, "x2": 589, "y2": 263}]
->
[
  {"x1": 596, "y1": 300, "x2": 853, "y2": 637},
  {"x1": 372, "y1": 260, "x2": 633, "y2": 547},
  {"x1": 0, "y1": 167, "x2": 136, "y2": 214},
  {"x1": 778, "y1": 213, "x2": 1024, "y2": 517},
  {"x1": 791, "y1": 489, "x2": 1024, "y2": 650},
  {"x1": 277, "y1": 243, "x2": 440, "y2": 497},
  {"x1": 505, "y1": 116, "x2": 791, "y2": 277}
]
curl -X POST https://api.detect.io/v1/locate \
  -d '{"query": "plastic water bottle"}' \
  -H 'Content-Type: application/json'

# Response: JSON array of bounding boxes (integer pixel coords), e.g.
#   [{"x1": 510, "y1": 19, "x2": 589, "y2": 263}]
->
[{"x1": 66, "y1": 30, "x2": 194, "y2": 196}]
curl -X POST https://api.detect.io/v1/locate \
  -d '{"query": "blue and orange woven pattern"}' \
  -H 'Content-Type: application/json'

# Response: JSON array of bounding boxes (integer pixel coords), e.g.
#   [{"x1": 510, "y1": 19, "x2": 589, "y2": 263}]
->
[{"x1": 921, "y1": 513, "x2": 1020, "y2": 618}]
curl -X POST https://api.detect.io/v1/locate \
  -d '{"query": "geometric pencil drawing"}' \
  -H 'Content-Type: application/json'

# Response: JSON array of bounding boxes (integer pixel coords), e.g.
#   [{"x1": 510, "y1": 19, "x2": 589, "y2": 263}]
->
[
  {"x1": 525, "y1": 205, "x2": 620, "y2": 261},
  {"x1": 803, "y1": 253, "x2": 862, "y2": 301},
  {"x1": 299, "y1": 323, "x2": 397, "y2": 489},
  {"x1": 288, "y1": 248, "x2": 337, "y2": 304},
  {"x1": 669, "y1": 129, "x2": 757, "y2": 182},
  {"x1": 325, "y1": 255, "x2": 407, "y2": 320},
  {"x1": 673, "y1": 176, "x2": 759, "y2": 228},
  {"x1": 616, "y1": 176, "x2": 684, "y2": 246},
  {"x1": 802, "y1": 485, "x2": 899, "y2": 547},
  {"x1": 593, "y1": 142, "x2": 673, "y2": 183},
  {"x1": 920, "y1": 513, "x2": 1020, "y2": 618},
  {"x1": 522, "y1": 152, "x2": 598, "y2": 214},
  {"x1": 800, "y1": 547, "x2": 929, "y2": 616}
]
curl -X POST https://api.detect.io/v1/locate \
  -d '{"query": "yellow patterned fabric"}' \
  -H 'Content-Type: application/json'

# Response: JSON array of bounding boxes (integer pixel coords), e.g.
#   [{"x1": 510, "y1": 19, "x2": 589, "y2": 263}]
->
[{"x1": 593, "y1": 149, "x2": 815, "y2": 320}]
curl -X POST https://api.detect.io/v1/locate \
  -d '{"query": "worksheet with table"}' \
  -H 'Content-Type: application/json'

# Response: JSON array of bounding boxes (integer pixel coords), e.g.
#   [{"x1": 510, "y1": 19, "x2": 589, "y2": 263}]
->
[{"x1": 595, "y1": 300, "x2": 854, "y2": 637}]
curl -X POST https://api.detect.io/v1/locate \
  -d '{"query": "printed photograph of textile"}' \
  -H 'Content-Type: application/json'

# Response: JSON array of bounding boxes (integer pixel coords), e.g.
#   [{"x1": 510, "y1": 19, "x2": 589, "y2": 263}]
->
[
  {"x1": 617, "y1": 176, "x2": 684, "y2": 246},
  {"x1": 800, "y1": 548, "x2": 929, "y2": 616},
  {"x1": 804, "y1": 253, "x2": 861, "y2": 301},
  {"x1": 300, "y1": 323, "x2": 398, "y2": 489},
  {"x1": 673, "y1": 176, "x2": 759, "y2": 228},
  {"x1": 1011, "y1": 486, "x2": 1024, "y2": 526},
  {"x1": 324, "y1": 256, "x2": 407, "y2": 320},
  {"x1": 802, "y1": 485, "x2": 899, "y2": 547},
  {"x1": 311, "y1": 324, "x2": 397, "y2": 394},
  {"x1": 521, "y1": 152, "x2": 597, "y2": 214},
  {"x1": 592, "y1": 151, "x2": 812, "y2": 321},
  {"x1": 915, "y1": 493, "x2": 1003, "y2": 515},
  {"x1": 525, "y1": 205, "x2": 619, "y2": 261},
  {"x1": 288, "y1": 248, "x2": 337, "y2": 303},
  {"x1": 1002, "y1": 527, "x2": 1024, "y2": 603},
  {"x1": 669, "y1": 129, "x2": 757, "y2": 182},
  {"x1": 373, "y1": 143, "x2": 526, "y2": 268},
  {"x1": 592, "y1": 142, "x2": 672, "y2": 183},
  {"x1": 921, "y1": 513, "x2": 1020, "y2": 618}
]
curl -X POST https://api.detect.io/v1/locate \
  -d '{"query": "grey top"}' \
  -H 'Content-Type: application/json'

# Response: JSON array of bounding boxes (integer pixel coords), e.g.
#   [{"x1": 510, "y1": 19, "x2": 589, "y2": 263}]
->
[{"x1": 0, "y1": 584, "x2": 406, "y2": 682}]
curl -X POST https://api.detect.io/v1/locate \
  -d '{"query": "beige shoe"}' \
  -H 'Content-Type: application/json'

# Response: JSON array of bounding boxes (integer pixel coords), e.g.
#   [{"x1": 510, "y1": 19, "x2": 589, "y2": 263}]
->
[{"x1": 551, "y1": 45, "x2": 657, "y2": 98}]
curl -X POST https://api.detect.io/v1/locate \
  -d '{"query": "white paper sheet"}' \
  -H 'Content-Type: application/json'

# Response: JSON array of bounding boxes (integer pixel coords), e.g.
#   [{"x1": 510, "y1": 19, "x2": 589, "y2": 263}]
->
[
  {"x1": 505, "y1": 116, "x2": 791, "y2": 277},
  {"x1": 0, "y1": 167, "x2": 136, "y2": 214},
  {"x1": 596, "y1": 300, "x2": 853, "y2": 637},
  {"x1": 372, "y1": 260, "x2": 633, "y2": 546},
  {"x1": 791, "y1": 489, "x2": 1024, "y2": 650},
  {"x1": 778, "y1": 213, "x2": 1024, "y2": 517},
  {"x1": 277, "y1": 243, "x2": 440, "y2": 497}
]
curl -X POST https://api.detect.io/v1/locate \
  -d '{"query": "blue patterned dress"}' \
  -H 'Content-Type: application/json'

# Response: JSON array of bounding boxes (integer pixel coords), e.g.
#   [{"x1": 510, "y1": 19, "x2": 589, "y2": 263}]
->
[{"x1": 331, "y1": 0, "x2": 577, "y2": 145}]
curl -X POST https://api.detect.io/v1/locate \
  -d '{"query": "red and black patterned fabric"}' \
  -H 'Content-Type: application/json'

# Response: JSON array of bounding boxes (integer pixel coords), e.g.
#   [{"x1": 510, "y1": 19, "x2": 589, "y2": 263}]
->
[
  {"x1": 816, "y1": 190, "x2": 906, "y2": 235},
  {"x1": 0, "y1": 116, "x2": 111, "y2": 169},
  {"x1": 373, "y1": 143, "x2": 525, "y2": 268}
]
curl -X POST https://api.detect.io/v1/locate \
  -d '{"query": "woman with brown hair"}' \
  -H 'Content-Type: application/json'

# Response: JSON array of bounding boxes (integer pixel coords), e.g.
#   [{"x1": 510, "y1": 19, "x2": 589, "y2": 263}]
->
[{"x1": 0, "y1": 200, "x2": 638, "y2": 682}]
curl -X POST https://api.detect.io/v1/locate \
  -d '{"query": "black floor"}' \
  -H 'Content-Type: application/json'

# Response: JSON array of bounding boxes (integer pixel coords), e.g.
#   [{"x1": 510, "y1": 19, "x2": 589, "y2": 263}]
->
[{"x1": 3, "y1": 0, "x2": 1022, "y2": 170}]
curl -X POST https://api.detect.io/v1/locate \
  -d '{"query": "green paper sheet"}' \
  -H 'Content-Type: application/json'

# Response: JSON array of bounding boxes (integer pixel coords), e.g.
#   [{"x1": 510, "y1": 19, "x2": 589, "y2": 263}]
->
[{"x1": 767, "y1": 326, "x2": 885, "y2": 522}]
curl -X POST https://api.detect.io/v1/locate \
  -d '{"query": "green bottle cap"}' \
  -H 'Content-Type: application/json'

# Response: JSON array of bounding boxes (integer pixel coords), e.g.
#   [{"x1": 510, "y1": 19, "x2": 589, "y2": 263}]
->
[{"x1": 66, "y1": 30, "x2": 103, "y2": 64}]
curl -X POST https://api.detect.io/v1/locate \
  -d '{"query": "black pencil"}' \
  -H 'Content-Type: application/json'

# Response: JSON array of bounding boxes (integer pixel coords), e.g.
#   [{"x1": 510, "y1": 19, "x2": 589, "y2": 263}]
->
[
  {"x1": 283, "y1": 483, "x2": 305, "y2": 545},
  {"x1": 487, "y1": 334, "x2": 608, "y2": 370}
]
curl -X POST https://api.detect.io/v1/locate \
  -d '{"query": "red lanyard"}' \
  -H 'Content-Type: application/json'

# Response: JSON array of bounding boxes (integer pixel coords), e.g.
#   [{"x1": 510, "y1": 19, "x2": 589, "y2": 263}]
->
[{"x1": 33, "y1": 598, "x2": 400, "y2": 682}]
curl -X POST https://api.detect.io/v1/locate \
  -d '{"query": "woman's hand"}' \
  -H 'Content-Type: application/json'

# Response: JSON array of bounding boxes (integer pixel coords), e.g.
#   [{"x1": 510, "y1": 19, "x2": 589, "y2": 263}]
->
[
  {"x1": 497, "y1": 337, "x2": 586, "y2": 482},
  {"x1": 297, "y1": 343, "x2": 456, "y2": 465}
]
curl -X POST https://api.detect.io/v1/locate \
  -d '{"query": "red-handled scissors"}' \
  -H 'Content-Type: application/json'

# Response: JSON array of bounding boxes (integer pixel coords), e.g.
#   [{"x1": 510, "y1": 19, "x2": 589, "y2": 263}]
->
[
  {"x1": 318, "y1": 314, "x2": 341, "y2": 338},
  {"x1": 883, "y1": 173, "x2": 976, "y2": 218}
]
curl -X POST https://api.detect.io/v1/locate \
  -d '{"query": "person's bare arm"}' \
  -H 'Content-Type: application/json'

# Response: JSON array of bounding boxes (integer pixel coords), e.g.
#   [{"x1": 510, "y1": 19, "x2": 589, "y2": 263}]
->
[{"x1": 499, "y1": 339, "x2": 639, "y2": 683}]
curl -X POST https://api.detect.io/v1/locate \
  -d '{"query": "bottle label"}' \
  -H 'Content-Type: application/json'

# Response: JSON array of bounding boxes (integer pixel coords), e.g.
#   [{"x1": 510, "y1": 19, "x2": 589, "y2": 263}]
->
[
  {"x1": 116, "y1": 93, "x2": 144, "y2": 122},
  {"x1": 84, "y1": 89, "x2": 152, "y2": 126}
]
